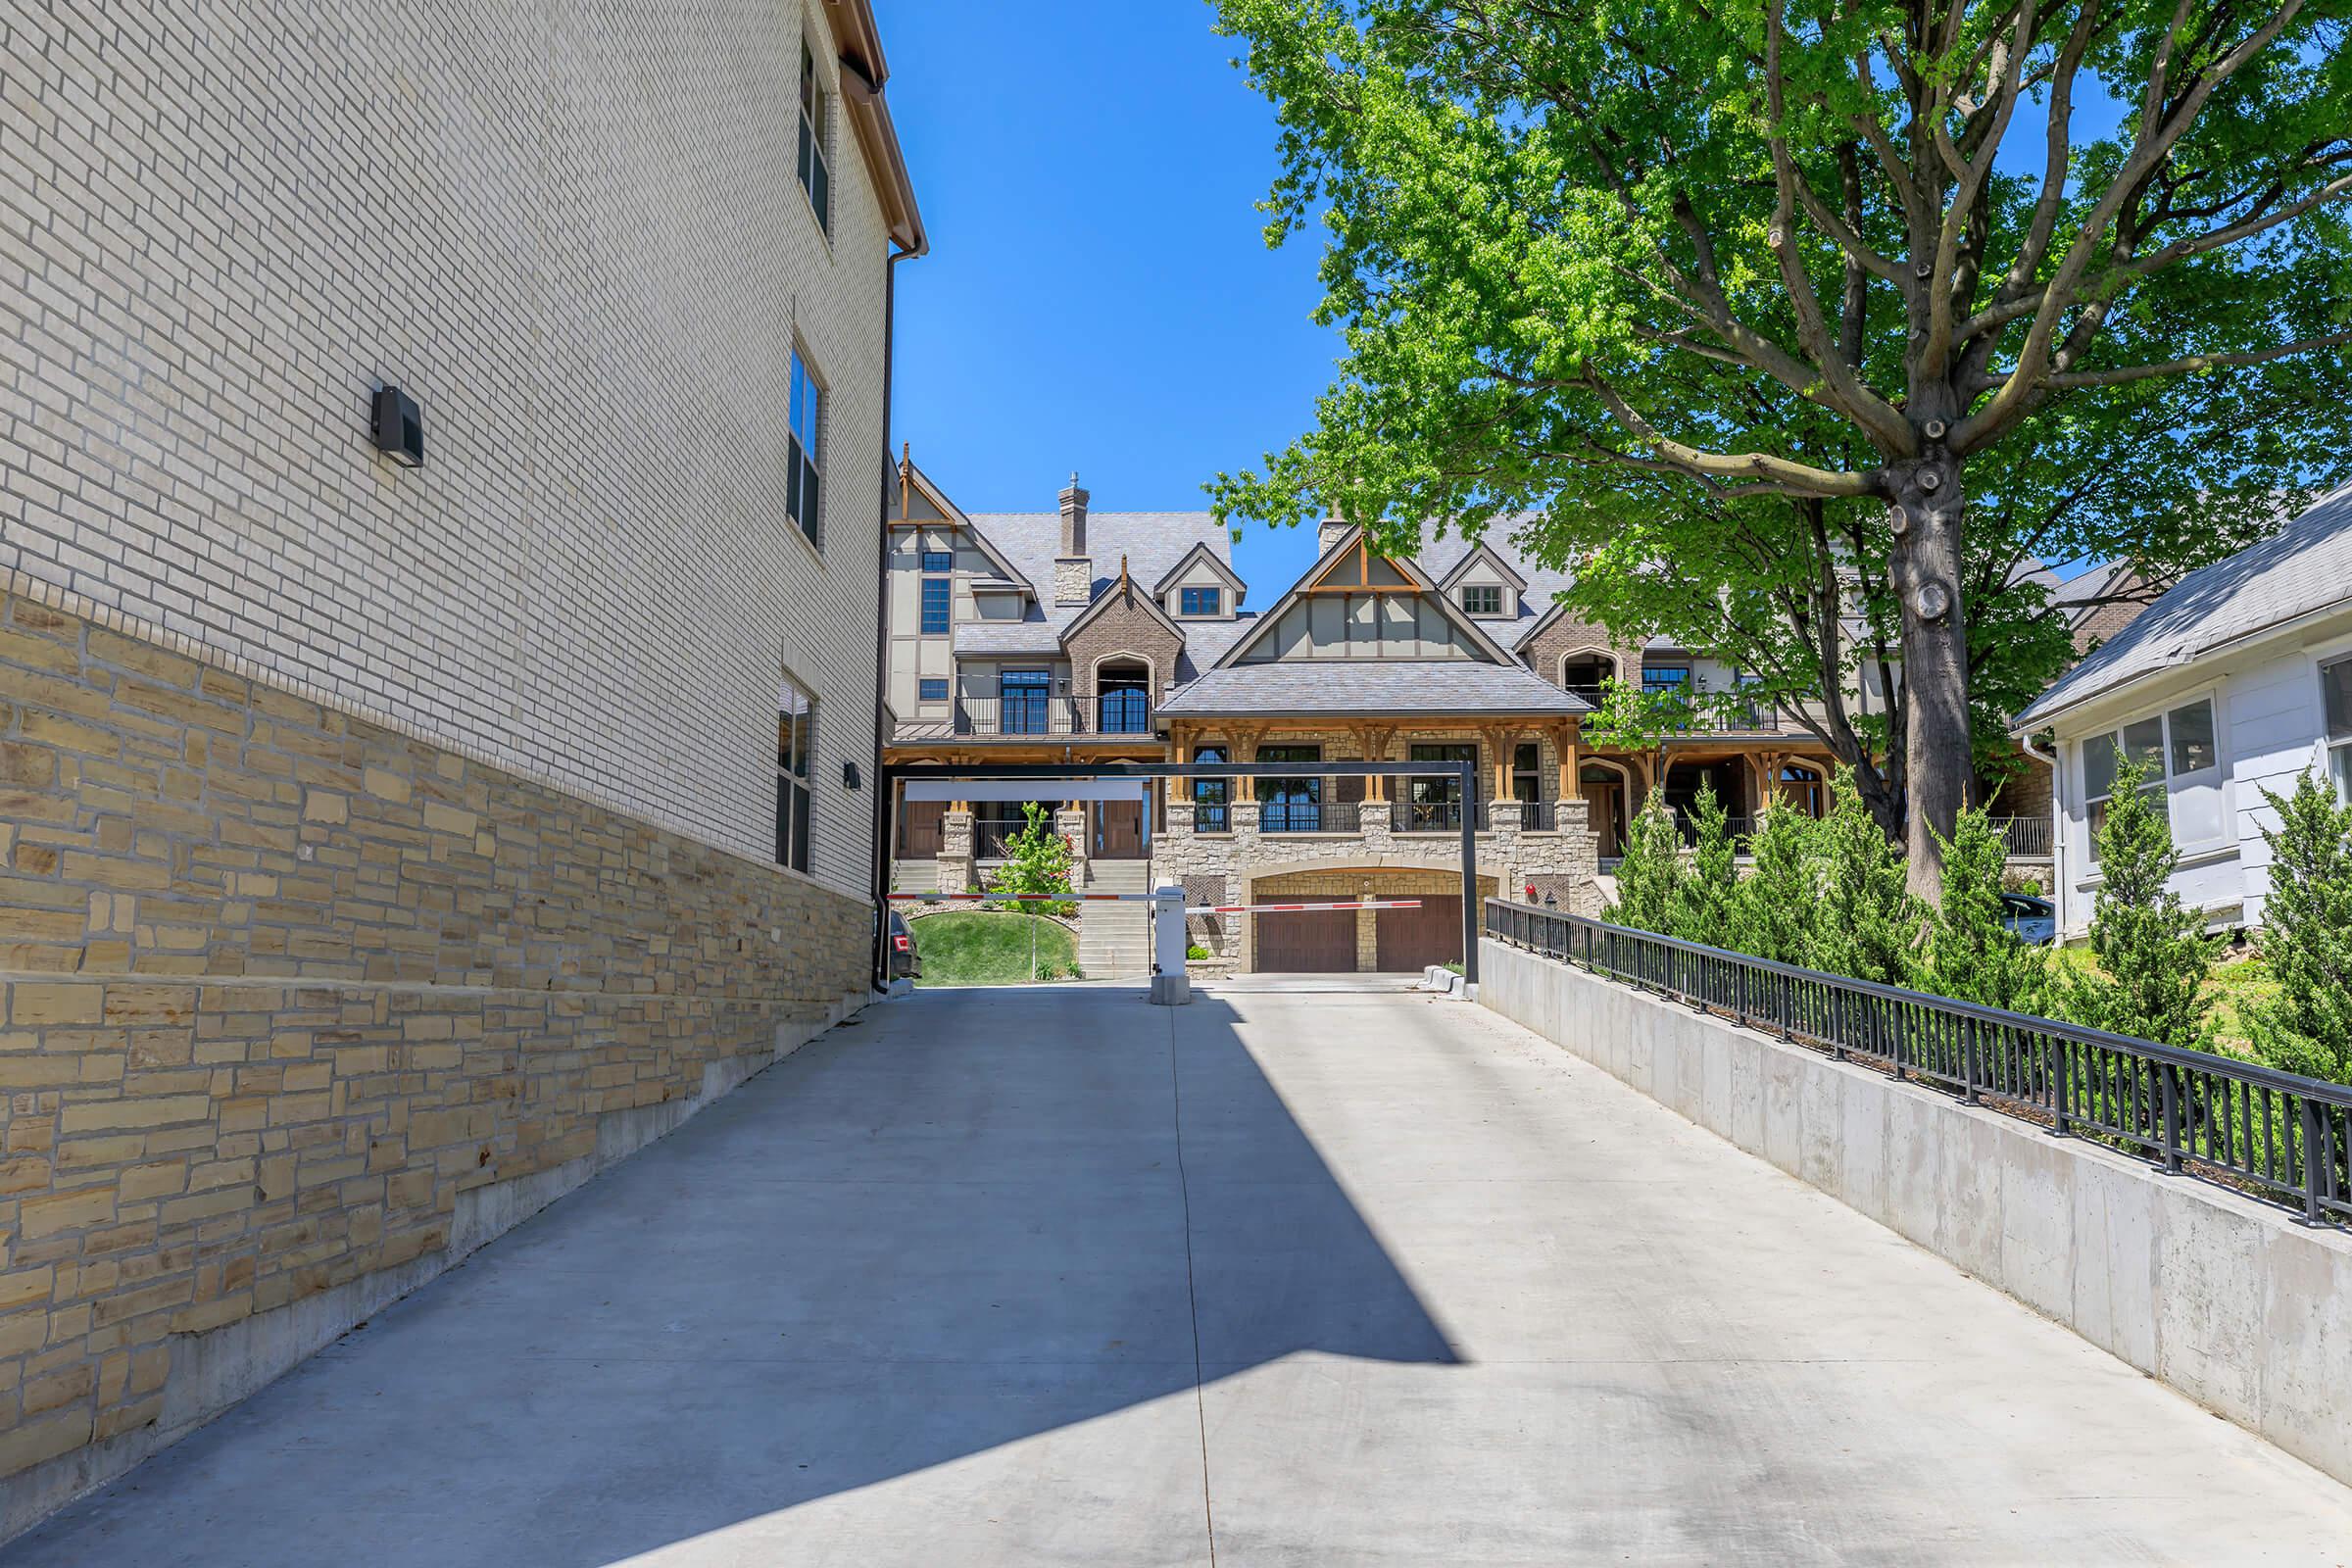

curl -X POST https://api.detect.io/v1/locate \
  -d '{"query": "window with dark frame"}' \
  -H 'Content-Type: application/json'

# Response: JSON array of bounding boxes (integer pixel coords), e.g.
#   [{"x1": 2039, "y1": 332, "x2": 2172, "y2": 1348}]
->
[
  {"x1": 919, "y1": 577, "x2": 950, "y2": 635},
  {"x1": 787, "y1": 350, "x2": 822, "y2": 547},
  {"x1": 917, "y1": 678, "x2": 948, "y2": 703},
  {"x1": 1511, "y1": 742, "x2": 1541, "y2": 804},
  {"x1": 1192, "y1": 745, "x2": 1229, "y2": 831},
  {"x1": 1257, "y1": 744, "x2": 1322, "y2": 832},
  {"x1": 920, "y1": 549, "x2": 954, "y2": 572},
  {"x1": 2324, "y1": 656, "x2": 2352, "y2": 802},
  {"x1": 797, "y1": 43, "x2": 831, "y2": 233},
  {"x1": 1407, "y1": 742, "x2": 1478, "y2": 831},
  {"x1": 1001, "y1": 667, "x2": 1052, "y2": 734},
  {"x1": 776, "y1": 677, "x2": 816, "y2": 874},
  {"x1": 1180, "y1": 586, "x2": 1221, "y2": 616},
  {"x1": 1461, "y1": 585, "x2": 1502, "y2": 616}
]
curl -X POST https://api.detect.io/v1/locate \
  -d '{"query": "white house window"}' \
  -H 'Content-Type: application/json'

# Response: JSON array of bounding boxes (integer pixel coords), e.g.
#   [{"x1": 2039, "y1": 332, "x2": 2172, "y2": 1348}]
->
[
  {"x1": 2314, "y1": 654, "x2": 2352, "y2": 801},
  {"x1": 1461, "y1": 585, "x2": 1502, "y2": 616},
  {"x1": 777, "y1": 677, "x2": 816, "y2": 873},
  {"x1": 2082, "y1": 696, "x2": 2222, "y2": 861},
  {"x1": 1180, "y1": 586, "x2": 1221, "y2": 616},
  {"x1": 788, "y1": 349, "x2": 822, "y2": 547},
  {"x1": 797, "y1": 43, "x2": 831, "y2": 233}
]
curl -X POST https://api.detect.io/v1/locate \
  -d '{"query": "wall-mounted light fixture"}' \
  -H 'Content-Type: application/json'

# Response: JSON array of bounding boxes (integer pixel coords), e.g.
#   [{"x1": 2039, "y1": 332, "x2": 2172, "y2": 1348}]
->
[
  {"x1": 842, "y1": 760, "x2": 862, "y2": 791},
  {"x1": 371, "y1": 385, "x2": 424, "y2": 467}
]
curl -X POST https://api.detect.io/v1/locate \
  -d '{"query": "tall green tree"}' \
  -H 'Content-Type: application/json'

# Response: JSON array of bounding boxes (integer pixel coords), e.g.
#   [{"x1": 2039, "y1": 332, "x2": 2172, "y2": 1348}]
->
[
  {"x1": 2245, "y1": 772, "x2": 2352, "y2": 1082},
  {"x1": 1811, "y1": 768, "x2": 1926, "y2": 986},
  {"x1": 2067, "y1": 758, "x2": 2216, "y2": 1047},
  {"x1": 1670, "y1": 783, "x2": 1743, "y2": 942},
  {"x1": 1732, "y1": 801, "x2": 1826, "y2": 963},
  {"x1": 1608, "y1": 795, "x2": 1687, "y2": 932},
  {"x1": 1209, "y1": 0, "x2": 2352, "y2": 890},
  {"x1": 1926, "y1": 806, "x2": 2050, "y2": 1010}
]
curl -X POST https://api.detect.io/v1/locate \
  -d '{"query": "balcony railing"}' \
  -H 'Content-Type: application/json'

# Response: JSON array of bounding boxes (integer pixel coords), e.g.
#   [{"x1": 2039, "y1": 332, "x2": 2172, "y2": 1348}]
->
[
  {"x1": 1992, "y1": 815, "x2": 2054, "y2": 858},
  {"x1": 948, "y1": 694, "x2": 1157, "y2": 737},
  {"x1": 1565, "y1": 686, "x2": 1780, "y2": 733},
  {"x1": 1398, "y1": 799, "x2": 1486, "y2": 834},
  {"x1": 1259, "y1": 801, "x2": 1362, "y2": 835}
]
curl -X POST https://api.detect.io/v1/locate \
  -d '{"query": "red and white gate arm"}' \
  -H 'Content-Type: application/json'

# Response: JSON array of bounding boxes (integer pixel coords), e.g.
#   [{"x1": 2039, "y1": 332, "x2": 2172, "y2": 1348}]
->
[
  {"x1": 886, "y1": 893, "x2": 1423, "y2": 914},
  {"x1": 1198, "y1": 900, "x2": 1423, "y2": 913}
]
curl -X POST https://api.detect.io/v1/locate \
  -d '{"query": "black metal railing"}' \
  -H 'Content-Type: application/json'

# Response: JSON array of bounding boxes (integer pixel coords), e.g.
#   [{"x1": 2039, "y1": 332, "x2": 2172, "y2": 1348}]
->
[
  {"x1": 1993, "y1": 815, "x2": 2054, "y2": 858},
  {"x1": 1400, "y1": 799, "x2": 1486, "y2": 833},
  {"x1": 1562, "y1": 685, "x2": 1777, "y2": 732},
  {"x1": 1509, "y1": 799, "x2": 1551, "y2": 831},
  {"x1": 1483, "y1": 900, "x2": 2352, "y2": 1225},
  {"x1": 1674, "y1": 812, "x2": 1754, "y2": 848},
  {"x1": 952, "y1": 695, "x2": 1158, "y2": 737},
  {"x1": 1259, "y1": 801, "x2": 1362, "y2": 835}
]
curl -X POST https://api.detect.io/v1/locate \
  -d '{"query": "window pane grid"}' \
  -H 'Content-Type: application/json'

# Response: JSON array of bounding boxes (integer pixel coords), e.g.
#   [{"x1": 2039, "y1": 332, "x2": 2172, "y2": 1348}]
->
[
  {"x1": 777, "y1": 679, "x2": 815, "y2": 873},
  {"x1": 919, "y1": 578, "x2": 949, "y2": 634}
]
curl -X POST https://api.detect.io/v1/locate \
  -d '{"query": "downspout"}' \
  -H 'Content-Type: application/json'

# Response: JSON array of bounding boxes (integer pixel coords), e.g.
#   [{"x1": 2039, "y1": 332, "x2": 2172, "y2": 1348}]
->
[
  {"x1": 870, "y1": 244, "x2": 914, "y2": 993},
  {"x1": 2020, "y1": 730, "x2": 2065, "y2": 939}
]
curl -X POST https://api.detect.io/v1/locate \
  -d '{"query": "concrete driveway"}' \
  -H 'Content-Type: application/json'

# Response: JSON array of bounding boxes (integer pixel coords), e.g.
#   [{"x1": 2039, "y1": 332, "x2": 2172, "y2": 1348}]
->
[{"x1": 11, "y1": 982, "x2": 2352, "y2": 1565}]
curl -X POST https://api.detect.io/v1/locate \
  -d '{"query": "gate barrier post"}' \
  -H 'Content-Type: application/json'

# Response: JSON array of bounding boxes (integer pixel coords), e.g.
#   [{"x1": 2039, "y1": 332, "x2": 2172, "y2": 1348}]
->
[{"x1": 1149, "y1": 883, "x2": 1191, "y2": 1005}]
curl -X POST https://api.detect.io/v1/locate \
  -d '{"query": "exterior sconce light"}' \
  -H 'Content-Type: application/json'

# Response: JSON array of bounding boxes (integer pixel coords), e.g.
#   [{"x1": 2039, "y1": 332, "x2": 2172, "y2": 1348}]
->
[
  {"x1": 842, "y1": 760, "x2": 862, "y2": 790},
  {"x1": 371, "y1": 386, "x2": 424, "y2": 467}
]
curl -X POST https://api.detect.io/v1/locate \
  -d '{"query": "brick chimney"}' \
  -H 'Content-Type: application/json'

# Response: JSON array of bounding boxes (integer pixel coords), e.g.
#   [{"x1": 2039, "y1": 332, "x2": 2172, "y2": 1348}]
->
[{"x1": 1054, "y1": 472, "x2": 1092, "y2": 606}]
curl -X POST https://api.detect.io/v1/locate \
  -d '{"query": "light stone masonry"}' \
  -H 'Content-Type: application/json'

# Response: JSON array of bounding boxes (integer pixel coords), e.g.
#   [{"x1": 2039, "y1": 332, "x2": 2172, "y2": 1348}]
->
[{"x1": 0, "y1": 593, "x2": 871, "y2": 1530}]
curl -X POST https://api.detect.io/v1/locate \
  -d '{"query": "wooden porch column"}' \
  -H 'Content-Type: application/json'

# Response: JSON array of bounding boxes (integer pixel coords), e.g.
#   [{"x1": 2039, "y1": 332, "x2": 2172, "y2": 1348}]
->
[
  {"x1": 1558, "y1": 722, "x2": 1581, "y2": 801},
  {"x1": 1169, "y1": 731, "x2": 1190, "y2": 805}
]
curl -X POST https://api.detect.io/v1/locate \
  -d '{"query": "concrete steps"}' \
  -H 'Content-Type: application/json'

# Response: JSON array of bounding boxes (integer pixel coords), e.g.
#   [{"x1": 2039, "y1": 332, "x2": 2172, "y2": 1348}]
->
[{"x1": 1077, "y1": 859, "x2": 1152, "y2": 979}]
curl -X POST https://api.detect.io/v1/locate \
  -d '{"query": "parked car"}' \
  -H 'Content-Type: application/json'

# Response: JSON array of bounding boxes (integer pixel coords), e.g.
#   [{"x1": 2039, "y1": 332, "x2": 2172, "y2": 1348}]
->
[
  {"x1": 887, "y1": 909, "x2": 921, "y2": 980},
  {"x1": 2000, "y1": 893, "x2": 2056, "y2": 947}
]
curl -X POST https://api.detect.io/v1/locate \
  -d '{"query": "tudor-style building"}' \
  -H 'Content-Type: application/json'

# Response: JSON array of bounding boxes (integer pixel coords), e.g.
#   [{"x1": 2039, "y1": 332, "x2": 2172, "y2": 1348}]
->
[{"x1": 882, "y1": 460, "x2": 1850, "y2": 975}]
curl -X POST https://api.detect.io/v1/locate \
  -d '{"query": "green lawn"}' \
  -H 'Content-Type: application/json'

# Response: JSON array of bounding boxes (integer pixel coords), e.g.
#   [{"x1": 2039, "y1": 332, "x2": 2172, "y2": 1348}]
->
[
  {"x1": 2050, "y1": 944, "x2": 2277, "y2": 1054},
  {"x1": 907, "y1": 910, "x2": 1079, "y2": 987}
]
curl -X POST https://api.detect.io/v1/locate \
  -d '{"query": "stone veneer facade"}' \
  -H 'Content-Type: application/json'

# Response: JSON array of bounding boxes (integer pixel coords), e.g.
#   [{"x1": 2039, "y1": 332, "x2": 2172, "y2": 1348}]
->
[
  {"x1": 0, "y1": 594, "x2": 871, "y2": 1529},
  {"x1": 1158, "y1": 799, "x2": 1601, "y2": 972},
  {"x1": 0, "y1": 0, "x2": 913, "y2": 1530}
]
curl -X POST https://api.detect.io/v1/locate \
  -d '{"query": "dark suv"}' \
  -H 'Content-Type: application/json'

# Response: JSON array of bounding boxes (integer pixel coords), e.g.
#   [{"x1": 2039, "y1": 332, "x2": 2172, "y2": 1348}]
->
[{"x1": 886, "y1": 909, "x2": 921, "y2": 981}]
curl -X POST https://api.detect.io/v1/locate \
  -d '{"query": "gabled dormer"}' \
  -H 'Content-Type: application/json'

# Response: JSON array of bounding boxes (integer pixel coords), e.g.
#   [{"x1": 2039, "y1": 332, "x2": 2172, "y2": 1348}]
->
[
  {"x1": 1152, "y1": 541, "x2": 1246, "y2": 621},
  {"x1": 1437, "y1": 541, "x2": 1528, "y2": 621},
  {"x1": 1216, "y1": 525, "x2": 1519, "y2": 666}
]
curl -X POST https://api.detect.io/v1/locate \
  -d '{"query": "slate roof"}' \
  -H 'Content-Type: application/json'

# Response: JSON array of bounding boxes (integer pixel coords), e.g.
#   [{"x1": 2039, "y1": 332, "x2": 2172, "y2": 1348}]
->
[
  {"x1": 1158, "y1": 660, "x2": 1589, "y2": 717},
  {"x1": 2016, "y1": 484, "x2": 2352, "y2": 727},
  {"x1": 1408, "y1": 523, "x2": 1579, "y2": 651},
  {"x1": 949, "y1": 511, "x2": 1228, "y2": 658}
]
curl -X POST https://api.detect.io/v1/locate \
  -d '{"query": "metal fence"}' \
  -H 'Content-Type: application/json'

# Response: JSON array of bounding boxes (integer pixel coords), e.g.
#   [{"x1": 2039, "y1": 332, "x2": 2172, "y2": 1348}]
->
[
  {"x1": 1992, "y1": 815, "x2": 2055, "y2": 858},
  {"x1": 1483, "y1": 900, "x2": 2352, "y2": 1225},
  {"x1": 1259, "y1": 801, "x2": 1362, "y2": 835},
  {"x1": 1400, "y1": 800, "x2": 1485, "y2": 833}
]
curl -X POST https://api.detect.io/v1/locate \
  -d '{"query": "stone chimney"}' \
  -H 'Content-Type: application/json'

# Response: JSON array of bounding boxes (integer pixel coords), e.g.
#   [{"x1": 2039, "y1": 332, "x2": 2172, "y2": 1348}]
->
[
  {"x1": 1317, "y1": 505, "x2": 1352, "y2": 559},
  {"x1": 1054, "y1": 472, "x2": 1093, "y2": 606}
]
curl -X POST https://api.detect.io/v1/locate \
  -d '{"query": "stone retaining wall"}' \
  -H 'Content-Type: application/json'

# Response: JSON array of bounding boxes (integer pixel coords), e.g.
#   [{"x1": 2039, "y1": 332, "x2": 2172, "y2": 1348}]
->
[
  {"x1": 1477, "y1": 937, "x2": 2352, "y2": 1492},
  {"x1": 0, "y1": 593, "x2": 871, "y2": 1536}
]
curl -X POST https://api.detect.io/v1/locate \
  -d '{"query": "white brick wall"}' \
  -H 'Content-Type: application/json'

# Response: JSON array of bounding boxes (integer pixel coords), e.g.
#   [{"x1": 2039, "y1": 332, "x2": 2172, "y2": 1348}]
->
[{"x1": 0, "y1": 0, "x2": 894, "y2": 901}]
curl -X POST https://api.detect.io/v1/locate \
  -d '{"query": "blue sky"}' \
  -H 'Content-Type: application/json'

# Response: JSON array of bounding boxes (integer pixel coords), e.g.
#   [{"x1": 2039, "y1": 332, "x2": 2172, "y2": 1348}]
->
[
  {"x1": 880, "y1": 5, "x2": 2136, "y2": 599},
  {"x1": 884, "y1": 0, "x2": 1333, "y2": 598}
]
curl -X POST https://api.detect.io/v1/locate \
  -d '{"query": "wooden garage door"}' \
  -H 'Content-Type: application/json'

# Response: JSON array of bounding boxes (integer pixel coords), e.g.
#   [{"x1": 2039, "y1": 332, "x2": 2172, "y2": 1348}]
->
[
  {"x1": 1251, "y1": 898, "x2": 1356, "y2": 972},
  {"x1": 1376, "y1": 894, "x2": 1462, "y2": 972}
]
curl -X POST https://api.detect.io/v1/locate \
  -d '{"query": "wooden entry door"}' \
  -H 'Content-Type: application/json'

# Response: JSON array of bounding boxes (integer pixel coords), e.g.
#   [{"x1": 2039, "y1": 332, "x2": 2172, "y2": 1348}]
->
[
  {"x1": 1251, "y1": 899, "x2": 1356, "y2": 972},
  {"x1": 1096, "y1": 800, "x2": 1145, "y2": 858},
  {"x1": 1375, "y1": 894, "x2": 1462, "y2": 971}
]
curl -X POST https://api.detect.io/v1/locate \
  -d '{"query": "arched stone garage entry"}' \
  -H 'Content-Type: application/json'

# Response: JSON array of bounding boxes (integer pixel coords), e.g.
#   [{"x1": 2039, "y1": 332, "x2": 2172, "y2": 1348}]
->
[{"x1": 1244, "y1": 861, "x2": 1499, "y2": 973}]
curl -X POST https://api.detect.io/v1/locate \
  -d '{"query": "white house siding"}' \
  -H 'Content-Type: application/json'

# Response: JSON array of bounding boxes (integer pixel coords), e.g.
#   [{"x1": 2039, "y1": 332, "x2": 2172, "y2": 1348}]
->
[{"x1": 2050, "y1": 613, "x2": 2352, "y2": 939}]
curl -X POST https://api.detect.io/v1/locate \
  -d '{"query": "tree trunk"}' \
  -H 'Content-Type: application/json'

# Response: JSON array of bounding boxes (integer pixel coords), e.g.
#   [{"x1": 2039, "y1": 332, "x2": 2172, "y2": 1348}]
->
[{"x1": 1886, "y1": 437, "x2": 1972, "y2": 901}]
